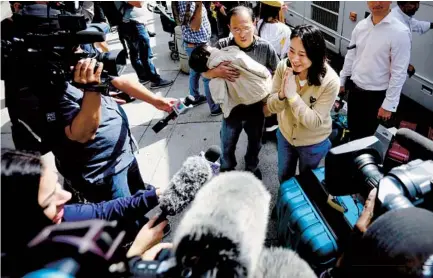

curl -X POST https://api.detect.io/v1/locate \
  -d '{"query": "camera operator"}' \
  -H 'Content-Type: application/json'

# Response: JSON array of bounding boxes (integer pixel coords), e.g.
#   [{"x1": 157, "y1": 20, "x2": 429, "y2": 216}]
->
[
  {"x1": 57, "y1": 58, "x2": 177, "y2": 202},
  {"x1": 321, "y1": 188, "x2": 433, "y2": 278},
  {"x1": 1, "y1": 149, "x2": 170, "y2": 277}
]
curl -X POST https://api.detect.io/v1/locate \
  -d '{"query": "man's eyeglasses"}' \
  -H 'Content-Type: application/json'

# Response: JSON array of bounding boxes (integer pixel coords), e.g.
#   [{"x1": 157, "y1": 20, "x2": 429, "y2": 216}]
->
[{"x1": 231, "y1": 26, "x2": 253, "y2": 34}]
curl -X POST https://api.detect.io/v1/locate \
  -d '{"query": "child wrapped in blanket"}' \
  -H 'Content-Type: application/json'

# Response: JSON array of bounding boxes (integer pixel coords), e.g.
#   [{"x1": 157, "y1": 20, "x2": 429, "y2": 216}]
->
[{"x1": 189, "y1": 45, "x2": 273, "y2": 118}]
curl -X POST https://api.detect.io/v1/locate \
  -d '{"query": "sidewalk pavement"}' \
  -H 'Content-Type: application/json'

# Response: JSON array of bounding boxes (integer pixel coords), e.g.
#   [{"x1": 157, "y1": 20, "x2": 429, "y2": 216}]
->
[{"x1": 0, "y1": 6, "x2": 280, "y2": 245}]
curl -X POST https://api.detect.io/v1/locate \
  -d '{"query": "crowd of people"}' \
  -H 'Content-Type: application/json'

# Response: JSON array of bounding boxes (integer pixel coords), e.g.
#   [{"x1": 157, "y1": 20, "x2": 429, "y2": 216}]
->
[{"x1": 1, "y1": 0, "x2": 433, "y2": 277}]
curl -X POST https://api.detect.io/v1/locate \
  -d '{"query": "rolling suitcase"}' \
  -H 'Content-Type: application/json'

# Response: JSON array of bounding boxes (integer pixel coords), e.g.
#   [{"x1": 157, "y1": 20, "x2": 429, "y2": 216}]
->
[{"x1": 276, "y1": 167, "x2": 363, "y2": 273}]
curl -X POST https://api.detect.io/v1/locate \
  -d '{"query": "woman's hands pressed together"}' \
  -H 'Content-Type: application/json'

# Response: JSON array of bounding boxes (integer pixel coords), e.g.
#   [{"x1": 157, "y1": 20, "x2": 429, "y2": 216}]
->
[{"x1": 280, "y1": 68, "x2": 298, "y2": 100}]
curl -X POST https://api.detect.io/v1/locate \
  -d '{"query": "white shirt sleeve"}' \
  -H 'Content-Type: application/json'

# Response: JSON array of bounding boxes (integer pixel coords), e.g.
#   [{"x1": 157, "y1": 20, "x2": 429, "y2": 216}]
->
[
  {"x1": 382, "y1": 29, "x2": 411, "y2": 112},
  {"x1": 339, "y1": 27, "x2": 357, "y2": 87},
  {"x1": 410, "y1": 18, "x2": 431, "y2": 35}
]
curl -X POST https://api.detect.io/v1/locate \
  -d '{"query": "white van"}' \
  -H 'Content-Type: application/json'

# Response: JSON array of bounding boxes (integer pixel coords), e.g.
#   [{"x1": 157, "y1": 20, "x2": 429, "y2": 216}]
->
[{"x1": 283, "y1": 1, "x2": 433, "y2": 112}]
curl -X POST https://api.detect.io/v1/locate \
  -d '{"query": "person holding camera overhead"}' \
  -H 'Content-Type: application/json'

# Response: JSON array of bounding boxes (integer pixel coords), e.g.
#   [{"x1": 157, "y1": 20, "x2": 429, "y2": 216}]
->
[{"x1": 266, "y1": 25, "x2": 340, "y2": 183}]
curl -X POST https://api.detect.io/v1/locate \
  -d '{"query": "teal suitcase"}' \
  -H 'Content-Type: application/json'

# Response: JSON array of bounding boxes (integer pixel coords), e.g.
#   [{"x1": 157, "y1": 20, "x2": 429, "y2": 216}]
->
[{"x1": 276, "y1": 167, "x2": 363, "y2": 273}]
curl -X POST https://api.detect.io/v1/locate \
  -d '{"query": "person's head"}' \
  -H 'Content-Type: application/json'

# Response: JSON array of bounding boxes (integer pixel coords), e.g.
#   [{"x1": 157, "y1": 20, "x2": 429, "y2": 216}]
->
[
  {"x1": 288, "y1": 25, "x2": 327, "y2": 86},
  {"x1": 367, "y1": 1, "x2": 392, "y2": 17},
  {"x1": 1, "y1": 149, "x2": 71, "y2": 251},
  {"x1": 337, "y1": 207, "x2": 433, "y2": 278},
  {"x1": 189, "y1": 44, "x2": 212, "y2": 73},
  {"x1": 259, "y1": 1, "x2": 281, "y2": 22},
  {"x1": 397, "y1": 1, "x2": 420, "y2": 17},
  {"x1": 228, "y1": 6, "x2": 255, "y2": 48}
]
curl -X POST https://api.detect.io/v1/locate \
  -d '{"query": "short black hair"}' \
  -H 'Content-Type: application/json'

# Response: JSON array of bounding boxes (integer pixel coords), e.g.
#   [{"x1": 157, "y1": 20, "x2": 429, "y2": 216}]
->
[
  {"x1": 227, "y1": 6, "x2": 254, "y2": 23},
  {"x1": 189, "y1": 44, "x2": 211, "y2": 73},
  {"x1": 397, "y1": 1, "x2": 411, "y2": 6},
  {"x1": 290, "y1": 25, "x2": 327, "y2": 86}
]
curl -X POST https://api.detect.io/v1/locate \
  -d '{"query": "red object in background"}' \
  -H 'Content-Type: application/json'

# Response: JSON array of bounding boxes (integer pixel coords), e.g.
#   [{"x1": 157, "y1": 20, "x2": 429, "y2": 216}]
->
[{"x1": 387, "y1": 121, "x2": 417, "y2": 163}]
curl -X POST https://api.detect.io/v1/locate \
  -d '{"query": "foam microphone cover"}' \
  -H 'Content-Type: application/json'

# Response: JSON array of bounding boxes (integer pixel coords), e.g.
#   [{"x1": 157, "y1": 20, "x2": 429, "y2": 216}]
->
[
  {"x1": 395, "y1": 128, "x2": 433, "y2": 160},
  {"x1": 253, "y1": 247, "x2": 317, "y2": 278},
  {"x1": 173, "y1": 171, "x2": 271, "y2": 278},
  {"x1": 158, "y1": 156, "x2": 213, "y2": 216}
]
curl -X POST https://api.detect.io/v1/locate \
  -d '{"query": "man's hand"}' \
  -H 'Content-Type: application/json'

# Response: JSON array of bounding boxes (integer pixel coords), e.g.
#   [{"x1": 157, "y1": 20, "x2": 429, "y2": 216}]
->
[
  {"x1": 214, "y1": 61, "x2": 240, "y2": 82},
  {"x1": 281, "y1": 68, "x2": 297, "y2": 100},
  {"x1": 74, "y1": 58, "x2": 103, "y2": 85},
  {"x1": 127, "y1": 216, "x2": 168, "y2": 258},
  {"x1": 220, "y1": 5, "x2": 227, "y2": 16},
  {"x1": 141, "y1": 242, "x2": 173, "y2": 261},
  {"x1": 377, "y1": 107, "x2": 392, "y2": 121},
  {"x1": 355, "y1": 188, "x2": 377, "y2": 234},
  {"x1": 154, "y1": 97, "x2": 177, "y2": 113},
  {"x1": 339, "y1": 86, "x2": 345, "y2": 96}
]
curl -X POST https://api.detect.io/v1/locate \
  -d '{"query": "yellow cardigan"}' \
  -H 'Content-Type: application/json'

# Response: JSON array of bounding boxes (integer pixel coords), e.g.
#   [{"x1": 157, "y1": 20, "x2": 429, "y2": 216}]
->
[{"x1": 267, "y1": 60, "x2": 340, "y2": 146}]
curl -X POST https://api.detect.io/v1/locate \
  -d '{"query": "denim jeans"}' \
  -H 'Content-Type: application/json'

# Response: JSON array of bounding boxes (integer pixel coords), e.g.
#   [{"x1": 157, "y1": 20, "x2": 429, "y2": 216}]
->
[
  {"x1": 220, "y1": 103, "x2": 265, "y2": 172},
  {"x1": 184, "y1": 45, "x2": 220, "y2": 113},
  {"x1": 65, "y1": 158, "x2": 149, "y2": 203},
  {"x1": 118, "y1": 21, "x2": 160, "y2": 82},
  {"x1": 276, "y1": 129, "x2": 332, "y2": 183}
]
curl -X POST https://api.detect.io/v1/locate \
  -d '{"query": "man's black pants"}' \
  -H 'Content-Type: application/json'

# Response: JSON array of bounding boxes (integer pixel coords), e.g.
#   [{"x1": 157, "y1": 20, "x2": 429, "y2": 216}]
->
[{"x1": 347, "y1": 80, "x2": 388, "y2": 141}]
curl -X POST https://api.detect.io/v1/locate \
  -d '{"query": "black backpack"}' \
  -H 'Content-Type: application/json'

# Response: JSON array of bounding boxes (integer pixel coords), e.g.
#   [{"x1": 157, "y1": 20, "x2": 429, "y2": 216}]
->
[{"x1": 99, "y1": 1, "x2": 129, "y2": 27}]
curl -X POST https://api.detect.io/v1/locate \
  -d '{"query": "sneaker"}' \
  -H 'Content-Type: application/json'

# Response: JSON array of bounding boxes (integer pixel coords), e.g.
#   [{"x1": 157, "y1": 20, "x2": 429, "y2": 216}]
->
[
  {"x1": 210, "y1": 108, "x2": 223, "y2": 116},
  {"x1": 150, "y1": 79, "x2": 174, "y2": 89},
  {"x1": 139, "y1": 78, "x2": 151, "y2": 85},
  {"x1": 190, "y1": 95, "x2": 207, "y2": 106},
  {"x1": 148, "y1": 30, "x2": 156, "y2": 37}
]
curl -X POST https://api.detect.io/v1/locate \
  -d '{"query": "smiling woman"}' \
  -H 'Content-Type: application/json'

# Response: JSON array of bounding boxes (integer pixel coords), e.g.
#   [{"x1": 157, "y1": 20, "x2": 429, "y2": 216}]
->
[{"x1": 266, "y1": 25, "x2": 340, "y2": 183}]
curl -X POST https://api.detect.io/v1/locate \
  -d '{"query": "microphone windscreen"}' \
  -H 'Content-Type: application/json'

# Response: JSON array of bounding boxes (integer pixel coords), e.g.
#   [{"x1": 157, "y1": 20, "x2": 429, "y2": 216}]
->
[
  {"x1": 395, "y1": 128, "x2": 433, "y2": 160},
  {"x1": 204, "y1": 145, "x2": 221, "y2": 163},
  {"x1": 173, "y1": 171, "x2": 271, "y2": 277},
  {"x1": 253, "y1": 247, "x2": 317, "y2": 278},
  {"x1": 159, "y1": 156, "x2": 213, "y2": 216}
]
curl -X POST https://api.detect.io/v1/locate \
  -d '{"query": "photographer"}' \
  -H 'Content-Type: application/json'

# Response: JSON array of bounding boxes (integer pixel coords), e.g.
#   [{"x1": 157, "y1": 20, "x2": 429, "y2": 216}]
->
[
  {"x1": 55, "y1": 57, "x2": 176, "y2": 202},
  {"x1": 1, "y1": 148, "x2": 169, "y2": 277},
  {"x1": 321, "y1": 188, "x2": 433, "y2": 278}
]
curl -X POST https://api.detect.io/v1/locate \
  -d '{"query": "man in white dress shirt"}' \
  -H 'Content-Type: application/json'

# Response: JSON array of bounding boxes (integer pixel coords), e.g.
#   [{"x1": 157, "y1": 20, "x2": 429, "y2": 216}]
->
[
  {"x1": 340, "y1": 1, "x2": 411, "y2": 140},
  {"x1": 391, "y1": 1, "x2": 433, "y2": 78}
]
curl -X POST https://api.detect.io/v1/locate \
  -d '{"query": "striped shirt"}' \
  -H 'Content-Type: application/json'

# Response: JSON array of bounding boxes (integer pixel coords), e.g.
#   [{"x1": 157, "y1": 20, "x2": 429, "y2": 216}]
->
[{"x1": 178, "y1": 1, "x2": 211, "y2": 44}]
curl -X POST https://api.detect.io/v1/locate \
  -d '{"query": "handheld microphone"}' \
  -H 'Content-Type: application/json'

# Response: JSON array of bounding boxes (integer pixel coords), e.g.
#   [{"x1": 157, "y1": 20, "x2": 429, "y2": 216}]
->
[
  {"x1": 173, "y1": 171, "x2": 271, "y2": 277},
  {"x1": 153, "y1": 155, "x2": 213, "y2": 227},
  {"x1": 395, "y1": 128, "x2": 433, "y2": 160},
  {"x1": 152, "y1": 96, "x2": 195, "y2": 133},
  {"x1": 253, "y1": 247, "x2": 317, "y2": 278}
]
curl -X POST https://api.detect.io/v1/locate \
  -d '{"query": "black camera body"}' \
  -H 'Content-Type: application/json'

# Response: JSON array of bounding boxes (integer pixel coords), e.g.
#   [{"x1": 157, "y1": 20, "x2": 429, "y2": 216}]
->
[
  {"x1": 1, "y1": 11, "x2": 126, "y2": 94},
  {"x1": 324, "y1": 127, "x2": 433, "y2": 214}
]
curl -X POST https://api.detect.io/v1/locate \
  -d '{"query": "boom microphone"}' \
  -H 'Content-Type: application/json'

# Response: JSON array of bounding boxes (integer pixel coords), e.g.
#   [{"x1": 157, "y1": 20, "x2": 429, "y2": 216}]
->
[
  {"x1": 253, "y1": 247, "x2": 317, "y2": 278},
  {"x1": 173, "y1": 171, "x2": 271, "y2": 277},
  {"x1": 153, "y1": 155, "x2": 213, "y2": 227},
  {"x1": 395, "y1": 128, "x2": 433, "y2": 160}
]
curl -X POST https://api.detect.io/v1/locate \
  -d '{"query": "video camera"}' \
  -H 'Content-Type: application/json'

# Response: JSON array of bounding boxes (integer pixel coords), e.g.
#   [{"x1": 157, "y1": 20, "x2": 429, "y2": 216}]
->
[
  {"x1": 1, "y1": 5, "x2": 127, "y2": 95},
  {"x1": 324, "y1": 127, "x2": 433, "y2": 215}
]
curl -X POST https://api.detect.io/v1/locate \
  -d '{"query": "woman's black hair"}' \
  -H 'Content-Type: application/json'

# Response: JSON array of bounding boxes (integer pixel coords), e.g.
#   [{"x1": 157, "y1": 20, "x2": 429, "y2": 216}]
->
[
  {"x1": 1, "y1": 149, "x2": 52, "y2": 255},
  {"x1": 189, "y1": 45, "x2": 211, "y2": 73},
  {"x1": 290, "y1": 25, "x2": 327, "y2": 86},
  {"x1": 258, "y1": 3, "x2": 281, "y2": 37},
  {"x1": 227, "y1": 5, "x2": 254, "y2": 23}
]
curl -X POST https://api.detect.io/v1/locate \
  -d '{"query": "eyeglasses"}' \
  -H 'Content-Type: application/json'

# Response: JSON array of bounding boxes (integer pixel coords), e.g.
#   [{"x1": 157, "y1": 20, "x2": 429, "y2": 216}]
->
[{"x1": 231, "y1": 26, "x2": 253, "y2": 34}]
